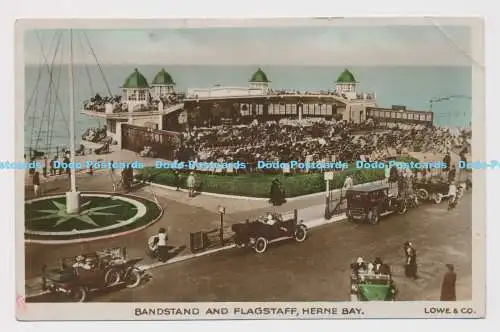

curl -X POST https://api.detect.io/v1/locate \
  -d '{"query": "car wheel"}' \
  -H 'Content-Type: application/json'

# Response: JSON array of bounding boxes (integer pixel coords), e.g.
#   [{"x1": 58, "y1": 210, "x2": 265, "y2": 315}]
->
[
  {"x1": 432, "y1": 193, "x2": 442, "y2": 204},
  {"x1": 125, "y1": 268, "x2": 142, "y2": 288},
  {"x1": 398, "y1": 201, "x2": 407, "y2": 215},
  {"x1": 69, "y1": 286, "x2": 87, "y2": 303},
  {"x1": 368, "y1": 208, "x2": 380, "y2": 224},
  {"x1": 104, "y1": 268, "x2": 121, "y2": 286},
  {"x1": 416, "y1": 189, "x2": 429, "y2": 201},
  {"x1": 254, "y1": 237, "x2": 268, "y2": 254},
  {"x1": 294, "y1": 225, "x2": 307, "y2": 243}
]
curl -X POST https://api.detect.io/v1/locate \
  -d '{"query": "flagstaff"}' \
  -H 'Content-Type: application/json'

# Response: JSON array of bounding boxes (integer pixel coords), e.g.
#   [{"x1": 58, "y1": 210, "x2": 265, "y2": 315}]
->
[{"x1": 65, "y1": 29, "x2": 81, "y2": 214}]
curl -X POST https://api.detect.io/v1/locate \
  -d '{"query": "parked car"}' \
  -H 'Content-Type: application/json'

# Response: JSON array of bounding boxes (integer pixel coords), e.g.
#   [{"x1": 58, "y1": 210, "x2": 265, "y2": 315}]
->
[
  {"x1": 42, "y1": 247, "x2": 144, "y2": 302},
  {"x1": 345, "y1": 183, "x2": 409, "y2": 225},
  {"x1": 231, "y1": 210, "x2": 307, "y2": 254}
]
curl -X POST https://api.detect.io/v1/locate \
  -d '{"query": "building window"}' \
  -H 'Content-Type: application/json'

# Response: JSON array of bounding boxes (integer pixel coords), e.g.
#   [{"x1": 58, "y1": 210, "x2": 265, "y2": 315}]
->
[
  {"x1": 138, "y1": 90, "x2": 146, "y2": 101},
  {"x1": 268, "y1": 104, "x2": 274, "y2": 115},
  {"x1": 408, "y1": 113, "x2": 414, "y2": 120},
  {"x1": 256, "y1": 104, "x2": 264, "y2": 115},
  {"x1": 129, "y1": 90, "x2": 137, "y2": 101},
  {"x1": 240, "y1": 103, "x2": 251, "y2": 116},
  {"x1": 326, "y1": 105, "x2": 332, "y2": 115},
  {"x1": 279, "y1": 104, "x2": 286, "y2": 115},
  {"x1": 426, "y1": 114, "x2": 432, "y2": 121},
  {"x1": 303, "y1": 104, "x2": 309, "y2": 115}
]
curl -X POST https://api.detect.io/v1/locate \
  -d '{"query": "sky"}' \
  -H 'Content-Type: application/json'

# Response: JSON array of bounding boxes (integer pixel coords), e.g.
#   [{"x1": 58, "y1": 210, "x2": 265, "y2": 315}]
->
[{"x1": 23, "y1": 25, "x2": 473, "y2": 66}]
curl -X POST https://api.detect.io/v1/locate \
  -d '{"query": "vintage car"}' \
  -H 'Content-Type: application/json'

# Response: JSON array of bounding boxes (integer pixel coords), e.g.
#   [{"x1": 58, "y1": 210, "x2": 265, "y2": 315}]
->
[
  {"x1": 231, "y1": 210, "x2": 307, "y2": 254},
  {"x1": 345, "y1": 183, "x2": 409, "y2": 225},
  {"x1": 350, "y1": 271, "x2": 397, "y2": 301},
  {"x1": 414, "y1": 180, "x2": 466, "y2": 204},
  {"x1": 42, "y1": 247, "x2": 144, "y2": 302},
  {"x1": 414, "y1": 180, "x2": 451, "y2": 204}
]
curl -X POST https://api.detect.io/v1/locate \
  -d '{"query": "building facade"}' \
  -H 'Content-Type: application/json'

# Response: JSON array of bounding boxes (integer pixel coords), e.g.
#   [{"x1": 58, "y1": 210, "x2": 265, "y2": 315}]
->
[{"x1": 82, "y1": 67, "x2": 433, "y2": 155}]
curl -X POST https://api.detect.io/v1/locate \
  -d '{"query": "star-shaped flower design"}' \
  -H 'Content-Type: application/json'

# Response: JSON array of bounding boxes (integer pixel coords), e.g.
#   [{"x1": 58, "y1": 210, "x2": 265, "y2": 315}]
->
[{"x1": 31, "y1": 200, "x2": 122, "y2": 228}]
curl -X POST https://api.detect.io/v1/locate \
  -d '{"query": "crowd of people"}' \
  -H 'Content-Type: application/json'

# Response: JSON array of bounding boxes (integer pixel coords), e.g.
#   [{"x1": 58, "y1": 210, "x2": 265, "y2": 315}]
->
[
  {"x1": 179, "y1": 119, "x2": 471, "y2": 172},
  {"x1": 83, "y1": 92, "x2": 184, "y2": 113},
  {"x1": 81, "y1": 126, "x2": 108, "y2": 143},
  {"x1": 269, "y1": 88, "x2": 376, "y2": 100}
]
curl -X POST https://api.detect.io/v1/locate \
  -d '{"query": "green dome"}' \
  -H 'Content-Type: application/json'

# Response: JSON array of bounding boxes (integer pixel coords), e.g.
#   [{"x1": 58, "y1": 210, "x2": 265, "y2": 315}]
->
[
  {"x1": 336, "y1": 68, "x2": 357, "y2": 83},
  {"x1": 123, "y1": 68, "x2": 149, "y2": 89},
  {"x1": 249, "y1": 68, "x2": 270, "y2": 83},
  {"x1": 152, "y1": 68, "x2": 175, "y2": 85}
]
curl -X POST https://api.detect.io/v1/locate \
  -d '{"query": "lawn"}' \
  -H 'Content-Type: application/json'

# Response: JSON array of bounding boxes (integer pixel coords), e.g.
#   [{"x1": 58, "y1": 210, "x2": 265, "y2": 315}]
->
[{"x1": 136, "y1": 157, "x2": 418, "y2": 198}]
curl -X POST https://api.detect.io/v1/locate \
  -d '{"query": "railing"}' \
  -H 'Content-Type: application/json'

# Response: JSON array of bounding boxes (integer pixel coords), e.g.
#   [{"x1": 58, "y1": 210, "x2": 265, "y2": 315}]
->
[{"x1": 188, "y1": 209, "x2": 298, "y2": 253}]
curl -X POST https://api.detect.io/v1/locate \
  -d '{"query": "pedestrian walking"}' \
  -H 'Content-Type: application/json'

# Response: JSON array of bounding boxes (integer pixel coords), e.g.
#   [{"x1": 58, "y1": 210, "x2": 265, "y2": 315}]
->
[
  {"x1": 440, "y1": 264, "x2": 457, "y2": 301},
  {"x1": 443, "y1": 152, "x2": 451, "y2": 172},
  {"x1": 404, "y1": 241, "x2": 418, "y2": 279},
  {"x1": 33, "y1": 171, "x2": 40, "y2": 196},
  {"x1": 156, "y1": 228, "x2": 169, "y2": 262},
  {"x1": 269, "y1": 178, "x2": 285, "y2": 206},
  {"x1": 121, "y1": 168, "x2": 129, "y2": 192},
  {"x1": 448, "y1": 181, "x2": 458, "y2": 210},
  {"x1": 448, "y1": 165, "x2": 457, "y2": 183},
  {"x1": 174, "y1": 170, "x2": 181, "y2": 191},
  {"x1": 50, "y1": 156, "x2": 56, "y2": 176},
  {"x1": 63, "y1": 155, "x2": 70, "y2": 177},
  {"x1": 186, "y1": 172, "x2": 195, "y2": 197},
  {"x1": 42, "y1": 156, "x2": 48, "y2": 178}
]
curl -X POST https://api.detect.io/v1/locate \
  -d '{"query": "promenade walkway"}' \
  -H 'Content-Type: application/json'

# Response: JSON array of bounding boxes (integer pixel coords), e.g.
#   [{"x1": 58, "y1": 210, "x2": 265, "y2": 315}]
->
[{"x1": 23, "y1": 172, "x2": 331, "y2": 295}]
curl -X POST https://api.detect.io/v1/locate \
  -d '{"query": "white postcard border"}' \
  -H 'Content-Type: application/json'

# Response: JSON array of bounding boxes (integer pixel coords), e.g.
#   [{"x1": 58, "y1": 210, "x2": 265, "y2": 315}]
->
[{"x1": 15, "y1": 17, "x2": 486, "y2": 320}]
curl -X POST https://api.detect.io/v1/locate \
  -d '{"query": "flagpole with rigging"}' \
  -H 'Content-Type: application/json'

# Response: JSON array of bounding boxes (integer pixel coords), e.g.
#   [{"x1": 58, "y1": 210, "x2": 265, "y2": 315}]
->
[{"x1": 66, "y1": 29, "x2": 81, "y2": 214}]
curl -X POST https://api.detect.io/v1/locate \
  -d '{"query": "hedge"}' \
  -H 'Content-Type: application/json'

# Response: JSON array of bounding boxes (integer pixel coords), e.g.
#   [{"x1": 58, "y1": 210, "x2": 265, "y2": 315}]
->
[{"x1": 136, "y1": 156, "x2": 419, "y2": 198}]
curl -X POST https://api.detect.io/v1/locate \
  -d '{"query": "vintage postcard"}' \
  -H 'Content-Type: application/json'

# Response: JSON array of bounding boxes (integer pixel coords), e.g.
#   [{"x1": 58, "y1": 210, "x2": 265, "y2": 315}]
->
[{"x1": 15, "y1": 18, "x2": 485, "y2": 320}]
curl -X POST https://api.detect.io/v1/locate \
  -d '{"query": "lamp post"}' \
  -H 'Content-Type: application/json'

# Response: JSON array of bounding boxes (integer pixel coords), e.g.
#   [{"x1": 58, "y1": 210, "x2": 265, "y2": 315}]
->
[
  {"x1": 324, "y1": 171, "x2": 334, "y2": 219},
  {"x1": 218, "y1": 205, "x2": 226, "y2": 246}
]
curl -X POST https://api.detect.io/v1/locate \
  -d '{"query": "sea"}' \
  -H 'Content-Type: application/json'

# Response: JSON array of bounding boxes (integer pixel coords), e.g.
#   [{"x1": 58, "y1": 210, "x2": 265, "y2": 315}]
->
[{"x1": 23, "y1": 65, "x2": 472, "y2": 154}]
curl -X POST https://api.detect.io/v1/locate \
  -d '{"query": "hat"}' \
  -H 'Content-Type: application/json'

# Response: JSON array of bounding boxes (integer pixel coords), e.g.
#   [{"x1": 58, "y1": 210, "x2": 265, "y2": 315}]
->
[
  {"x1": 267, "y1": 215, "x2": 273, "y2": 220},
  {"x1": 75, "y1": 255, "x2": 85, "y2": 262},
  {"x1": 404, "y1": 241, "x2": 410, "y2": 246},
  {"x1": 356, "y1": 257, "x2": 364, "y2": 264},
  {"x1": 446, "y1": 264, "x2": 454, "y2": 270}
]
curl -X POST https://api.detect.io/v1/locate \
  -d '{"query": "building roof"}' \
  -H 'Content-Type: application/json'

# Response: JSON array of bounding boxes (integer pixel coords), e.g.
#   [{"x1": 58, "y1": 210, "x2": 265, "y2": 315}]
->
[
  {"x1": 123, "y1": 68, "x2": 149, "y2": 89},
  {"x1": 336, "y1": 68, "x2": 357, "y2": 83},
  {"x1": 152, "y1": 68, "x2": 175, "y2": 85},
  {"x1": 249, "y1": 68, "x2": 270, "y2": 83},
  {"x1": 347, "y1": 183, "x2": 389, "y2": 193}
]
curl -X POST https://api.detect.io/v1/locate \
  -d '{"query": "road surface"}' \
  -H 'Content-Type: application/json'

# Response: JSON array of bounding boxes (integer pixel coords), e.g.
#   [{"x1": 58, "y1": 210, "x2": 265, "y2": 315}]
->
[{"x1": 81, "y1": 193, "x2": 472, "y2": 302}]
